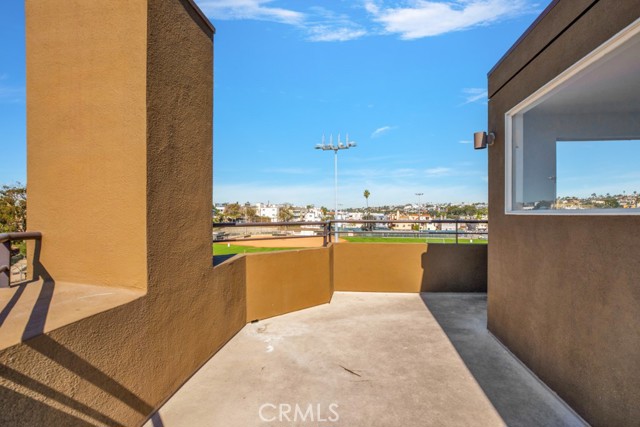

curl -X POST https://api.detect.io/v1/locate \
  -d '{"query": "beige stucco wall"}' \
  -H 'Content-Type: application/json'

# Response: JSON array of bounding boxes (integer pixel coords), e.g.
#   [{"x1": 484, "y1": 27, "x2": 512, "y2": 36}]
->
[
  {"x1": 421, "y1": 244, "x2": 487, "y2": 292},
  {"x1": 1, "y1": 2, "x2": 247, "y2": 426},
  {"x1": 245, "y1": 249, "x2": 332, "y2": 321},
  {"x1": 333, "y1": 243, "x2": 426, "y2": 292},
  {"x1": 333, "y1": 243, "x2": 487, "y2": 293},
  {"x1": 26, "y1": 0, "x2": 148, "y2": 289},
  {"x1": 487, "y1": 1, "x2": 640, "y2": 425}
]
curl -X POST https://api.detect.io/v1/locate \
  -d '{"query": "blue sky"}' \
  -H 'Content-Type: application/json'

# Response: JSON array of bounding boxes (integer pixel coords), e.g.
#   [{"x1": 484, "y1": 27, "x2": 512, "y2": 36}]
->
[{"x1": 0, "y1": 0, "x2": 545, "y2": 208}]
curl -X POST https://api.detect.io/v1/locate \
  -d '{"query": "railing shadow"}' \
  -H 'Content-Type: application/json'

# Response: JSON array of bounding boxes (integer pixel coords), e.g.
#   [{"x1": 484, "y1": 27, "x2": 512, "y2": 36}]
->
[
  {"x1": 0, "y1": 240, "x2": 159, "y2": 426},
  {"x1": 0, "y1": 239, "x2": 55, "y2": 338},
  {"x1": 0, "y1": 334, "x2": 155, "y2": 426}
]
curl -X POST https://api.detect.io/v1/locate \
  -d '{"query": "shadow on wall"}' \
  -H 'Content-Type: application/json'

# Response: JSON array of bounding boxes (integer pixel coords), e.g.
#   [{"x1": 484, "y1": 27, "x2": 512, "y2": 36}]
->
[
  {"x1": 0, "y1": 332, "x2": 156, "y2": 426},
  {"x1": 421, "y1": 244, "x2": 487, "y2": 292},
  {"x1": 420, "y1": 294, "x2": 586, "y2": 427}
]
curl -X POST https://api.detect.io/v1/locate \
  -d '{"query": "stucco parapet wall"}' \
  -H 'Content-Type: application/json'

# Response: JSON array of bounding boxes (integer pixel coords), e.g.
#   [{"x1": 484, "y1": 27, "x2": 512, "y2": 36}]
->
[
  {"x1": 0, "y1": 280, "x2": 143, "y2": 350},
  {"x1": 181, "y1": 0, "x2": 216, "y2": 35}
]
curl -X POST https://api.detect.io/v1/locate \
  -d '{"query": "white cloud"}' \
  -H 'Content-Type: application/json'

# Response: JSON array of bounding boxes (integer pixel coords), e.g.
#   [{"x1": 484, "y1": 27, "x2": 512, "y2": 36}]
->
[
  {"x1": 199, "y1": 0, "x2": 304, "y2": 25},
  {"x1": 305, "y1": 6, "x2": 367, "y2": 41},
  {"x1": 213, "y1": 180, "x2": 485, "y2": 207},
  {"x1": 460, "y1": 87, "x2": 487, "y2": 105},
  {"x1": 199, "y1": 1, "x2": 366, "y2": 42},
  {"x1": 306, "y1": 25, "x2": 367, "y2": 42},
  {"x1": 263, "y1": 167, "x2": 318, "y2": 174},
  {"x1": 425, "y1": 166, "x2": 453, "y2": 176},
  {"x1": 371, "y1": 125, "x2": 394, "y2": 138},
  {"x1": 459, "y1": 140, "x2": 472, "y2": 144},
  {"x1": 0, "y1": 85, "x2": 25, "y2": 104},
  {"x1": 365, "y1": 0, "x2": 533, "y2": 39}
]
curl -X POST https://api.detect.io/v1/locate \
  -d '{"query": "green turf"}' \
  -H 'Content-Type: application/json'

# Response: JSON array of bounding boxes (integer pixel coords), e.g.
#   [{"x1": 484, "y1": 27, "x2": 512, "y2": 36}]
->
[
  {"x1": 213, "y1": 243, "x2": 301, "y2": 255},
  {"x1": 340, "y1": 236, "x2": 487, "y2": 244}
]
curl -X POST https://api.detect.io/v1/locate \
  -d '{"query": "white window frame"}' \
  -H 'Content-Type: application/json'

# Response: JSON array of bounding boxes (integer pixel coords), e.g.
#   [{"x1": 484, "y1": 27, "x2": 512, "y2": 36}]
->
[{"x1": 505, "y1": 17, "x2": 640, "y2": 215}]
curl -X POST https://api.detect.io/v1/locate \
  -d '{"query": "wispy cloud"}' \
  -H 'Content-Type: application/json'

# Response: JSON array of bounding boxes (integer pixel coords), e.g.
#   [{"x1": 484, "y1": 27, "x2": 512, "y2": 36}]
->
[
  {"x1": 365, "y1": 0, "x2": 533, "y2": 39},
  {"x1": 305, "y1": 6, "x2": 367, "y2": 42},
  {"x1": 425, "y1": 166, "x2": 454, "y2": 176},
  {"x1": 263, "y1": 167, "x2": 318, "y2": 174},
  {"x1": 198, "y1": 0, "x2": 305, "y2": 25},
  {"x1": 214, "y1": 180, "x2": 485, "y2": 206},
  {"x1": 458, "y1": 140, "x2": 472, "y2": 144},
  {"x1": 306, "y1": 25, "x2": 367, "y2": 42},
  {"x1": 199, "y1": 1, "x2": 366, "y2": 42},
  {"x1": 460, "y1": 87, "x2": 487, "y2": 105},
  {"x1": 0, "y1": 85, "x2": 25, "y2": 104},
  {"x1": 371, "y1": 125, "x2": 394, "y2": 138}
]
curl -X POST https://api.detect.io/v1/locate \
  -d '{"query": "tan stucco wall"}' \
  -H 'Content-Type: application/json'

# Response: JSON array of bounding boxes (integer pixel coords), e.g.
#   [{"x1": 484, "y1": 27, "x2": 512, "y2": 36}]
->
[
  {"x1": 1, "y1": 2, "x2": 247, "y2": 426},
  {"x1": 26, "y1": 0, "x2": 148, "y2": 289},
  {"x1": 245, "y1": 249, "x2": 332, "y2": 321},
  {"x1": 487, "y1": 1, "x2": 640, "y2": 425},
  {"x1": 333, "y1": 243, "x2": 425, "y2": 292},
  {"x1": 333, "y1": 243, "x2": 486, "y2": 293},
  {"x1": 421, "y1": 244, "x2": 487, "y2": 292}
]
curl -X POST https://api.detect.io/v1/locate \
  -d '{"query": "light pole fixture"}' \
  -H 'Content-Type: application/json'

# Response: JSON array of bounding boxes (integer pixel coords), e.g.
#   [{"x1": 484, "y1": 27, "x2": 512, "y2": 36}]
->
[
  {"x1": 415, "y1": 192, "x2": 423, "y2": 230},
  {"x1": 315, "y1": 133, "x2": 356, "y2": 242}
]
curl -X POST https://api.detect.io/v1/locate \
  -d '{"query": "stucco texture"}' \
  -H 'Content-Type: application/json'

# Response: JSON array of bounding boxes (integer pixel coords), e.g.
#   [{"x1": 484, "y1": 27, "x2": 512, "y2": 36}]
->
[
  {"x1": 333, "y1": 243, "x2": 486, "y2": 293},
  {"x1": 26, "y1": 0, "x2": 148, "y2": 289},
  {"x1": 245, "y1": 249, "x2": 332, "y2": 322},
  {"x1": 487, "y1": 1, "x2": 640, "y2": 425}
]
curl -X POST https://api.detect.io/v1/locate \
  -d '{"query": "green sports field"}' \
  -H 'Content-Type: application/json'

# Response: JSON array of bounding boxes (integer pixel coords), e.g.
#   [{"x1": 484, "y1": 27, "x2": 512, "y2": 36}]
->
[{"x1": 213, "y1": 243, "x2": 301, "y2": 255}]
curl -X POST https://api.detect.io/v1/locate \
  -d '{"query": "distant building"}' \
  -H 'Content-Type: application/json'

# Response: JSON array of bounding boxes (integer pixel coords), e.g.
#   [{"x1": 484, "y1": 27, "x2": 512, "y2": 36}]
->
[{"x1": 255, "y1": 203, "x2": 279, "y2": 222}]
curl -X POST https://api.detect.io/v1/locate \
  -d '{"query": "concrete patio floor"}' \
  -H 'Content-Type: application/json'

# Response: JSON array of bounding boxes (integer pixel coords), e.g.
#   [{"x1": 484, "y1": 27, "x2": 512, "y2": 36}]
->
[{"x1": 144, "y1": 293, "x2": 587, "y2": 427}]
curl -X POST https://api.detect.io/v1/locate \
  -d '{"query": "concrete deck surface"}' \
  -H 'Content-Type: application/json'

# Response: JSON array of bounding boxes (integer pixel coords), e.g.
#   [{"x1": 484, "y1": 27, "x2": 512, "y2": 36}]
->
[{"x1": 145, "y1": 293, "x2": 586, "y2": 427}]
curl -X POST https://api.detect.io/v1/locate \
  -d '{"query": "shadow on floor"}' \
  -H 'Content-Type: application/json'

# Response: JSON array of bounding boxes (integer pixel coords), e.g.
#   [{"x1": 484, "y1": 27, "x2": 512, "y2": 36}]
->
[{"x1": 420, "y1": 293, "x2": 586, "y2": 427}]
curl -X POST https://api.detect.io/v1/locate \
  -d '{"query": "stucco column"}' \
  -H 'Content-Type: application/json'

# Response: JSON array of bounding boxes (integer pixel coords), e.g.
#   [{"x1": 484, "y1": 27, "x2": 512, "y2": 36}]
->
[{"x1": 27, "y1": 1, "x2": 148, "y2": 289}]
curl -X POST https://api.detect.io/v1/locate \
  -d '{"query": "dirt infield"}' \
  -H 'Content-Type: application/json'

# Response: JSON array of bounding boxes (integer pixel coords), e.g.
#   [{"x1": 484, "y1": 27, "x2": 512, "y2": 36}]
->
[{"x1": 224, "y1": 236, "x2": 344, "y2": 248}]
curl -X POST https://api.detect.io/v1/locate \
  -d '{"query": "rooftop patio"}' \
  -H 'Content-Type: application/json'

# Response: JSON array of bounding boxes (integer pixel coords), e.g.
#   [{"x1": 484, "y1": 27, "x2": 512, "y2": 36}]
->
[
  {"x1": 145, "y1": 292, "x2": 585, "y2": 427},
  {"x1": 3, "y1": 1, "x2": 638, "y2": 426}
]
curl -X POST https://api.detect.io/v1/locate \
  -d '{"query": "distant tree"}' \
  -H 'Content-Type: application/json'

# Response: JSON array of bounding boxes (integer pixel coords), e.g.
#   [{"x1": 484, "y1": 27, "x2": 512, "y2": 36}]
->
[
  {"x1": 223, "y1": 202, "x2": 243, "y2": 222},
  {"x1": 320, "y1": 206, "x2": 330, "y2": 221},
  {"x1": 0, "y1": 183, "x2": 27, "y2": 233},
  {"x1": 244, "y1": 206, "x2": 258, "y2": 222},
  {"x1": 603, "y1": 197, "x2": 620, "y2": 208},
  {"x1": 475, "y1": 207, "x2": 488, "y2": 219},
  {"x1": 278, "y1": 205, "x2": 294, "y2": 222},
  {"x1": 212, "y1": 206, "x2": 225, "y2": 223},
  {"x1": 363, "y1": 189, "x2": 370, "y2": 210}
]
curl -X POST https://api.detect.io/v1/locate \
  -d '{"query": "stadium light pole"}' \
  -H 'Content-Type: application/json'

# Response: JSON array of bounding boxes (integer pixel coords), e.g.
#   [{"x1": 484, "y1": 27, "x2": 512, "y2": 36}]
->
[
  {"x1": 315, "y1": 134, "x2": 356, "y2": 242},
  {"x1": 415, "y1": 192, "x2": 424, "y2": 230}
]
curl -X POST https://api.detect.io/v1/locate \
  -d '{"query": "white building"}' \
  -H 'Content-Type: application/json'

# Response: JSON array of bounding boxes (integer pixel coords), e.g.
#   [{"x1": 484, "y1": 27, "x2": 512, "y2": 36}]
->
[{"x1": 255, "y1": 203, "x2": 279, "y2": 222}]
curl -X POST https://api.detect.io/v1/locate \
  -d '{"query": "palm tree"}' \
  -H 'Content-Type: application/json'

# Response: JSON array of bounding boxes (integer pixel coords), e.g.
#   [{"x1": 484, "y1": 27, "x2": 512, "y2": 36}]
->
[{"x1": 363, "y1": 189, "x2": 372, "y2": 231}]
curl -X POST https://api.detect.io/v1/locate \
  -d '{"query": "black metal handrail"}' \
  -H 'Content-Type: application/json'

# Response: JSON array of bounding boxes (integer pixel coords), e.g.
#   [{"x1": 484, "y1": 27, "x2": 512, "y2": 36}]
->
[
  {"x1": 212, "y1": 219, "x2": 487, "y2": 246},
  {"x1": 1, "y1": 231, "x2": 42, "y2": 288}
]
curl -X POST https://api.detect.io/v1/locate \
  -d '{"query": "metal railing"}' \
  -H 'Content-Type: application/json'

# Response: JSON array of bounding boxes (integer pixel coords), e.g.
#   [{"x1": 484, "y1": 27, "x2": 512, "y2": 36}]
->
[
  {"x1": 212, "y1": 219, "x2": 488, "y2": 247},
  {"x1": 0, "y1": 231, "x2": 42, "y2": 288}
]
